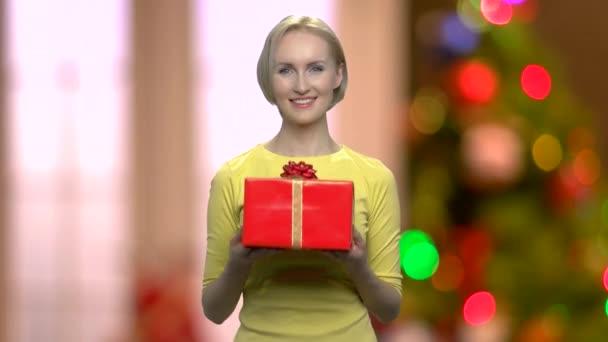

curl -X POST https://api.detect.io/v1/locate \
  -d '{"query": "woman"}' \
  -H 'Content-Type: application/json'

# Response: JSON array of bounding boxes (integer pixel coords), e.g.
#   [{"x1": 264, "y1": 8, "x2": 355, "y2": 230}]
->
[{"x1": 202, "y1": 15, "x2": 402, "y2": 341}]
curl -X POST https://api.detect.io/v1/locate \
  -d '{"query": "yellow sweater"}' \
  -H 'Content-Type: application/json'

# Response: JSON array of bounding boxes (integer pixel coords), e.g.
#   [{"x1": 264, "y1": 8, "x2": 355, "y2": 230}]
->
[{"x1": 203, "y1": 144, "x2": 402, "y2": 341}]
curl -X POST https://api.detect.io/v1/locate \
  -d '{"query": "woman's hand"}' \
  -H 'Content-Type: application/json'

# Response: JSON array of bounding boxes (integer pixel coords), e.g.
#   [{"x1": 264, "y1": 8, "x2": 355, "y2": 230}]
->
[
  {"x1": 203, "y1": 228, "x2": 279, "y2": 325},
  {"x1": 323, "y1": 226, "x2": 402, "y2": 323},
  {"x1": 227, "y1": 228, "x2": 281, "y2": 270},
  {"x1": 324, "y1": 227, "x2": 368, "y2": 274}
]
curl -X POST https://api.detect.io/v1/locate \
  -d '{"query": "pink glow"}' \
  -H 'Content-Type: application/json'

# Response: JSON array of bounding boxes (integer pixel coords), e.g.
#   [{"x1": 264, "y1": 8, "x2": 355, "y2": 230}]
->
[{"x1": 7, "y1": 0, "x2": 130, "y2": 341}]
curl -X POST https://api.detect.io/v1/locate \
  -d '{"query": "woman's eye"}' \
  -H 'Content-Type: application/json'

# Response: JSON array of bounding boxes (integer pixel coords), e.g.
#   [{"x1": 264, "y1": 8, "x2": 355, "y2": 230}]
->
[
  {"x1": 278, "y1": 68, "x2": 291, "y2": 75},
  {"x1": 310, "y1": 66, "x2": 324, "y2": 73}
]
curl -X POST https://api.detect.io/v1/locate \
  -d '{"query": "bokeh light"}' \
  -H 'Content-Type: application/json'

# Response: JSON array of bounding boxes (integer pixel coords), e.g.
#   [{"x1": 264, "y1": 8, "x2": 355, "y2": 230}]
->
[
  {"x1": 409, "y1": 88, "x2": 448, "y2": 135},
  {"x1": 457, "y1": 229, "x2": 494, "y2": 266},
  {"x1": 481, "y1": 0, "x2": 513, "y2": 25},
  {"x1": 400, "y1": 229, "x2": 433, "y2": 255},
  {"x1": 606, "y1": 297, "x2": 608, "y2": 318},
  {"x1": 603, "y1": 267, "x2": 608, "y2": 291},
  {"x1": 547, "y1": 165, "x2": 589, "y2": 210},
  {"x1": 455, "y1": 61, "x2": 499, "y2": 104},
  {"x1": 400, "y1": 230, "x2": 439, "y2": 280},
  {"x1": 503, "y1": 0, "x2": 526, "y2": 4},
  {"x1": 441, "y1": 14, "x2": 480, "y2": 54},
  {"x1": 458, "y1": 0, "x2": 491, "y2": 31},
  {"x1": 402, "y1": 242, "x2": 440, "y2": 280},
  {"x1": 532, "y1": 134, "x2": 562, "y2": 172},
  {"x1": 461, "y1": 123, "x2": 524, "y2": 188},
  {"x1": 572, "y1": 149, "x2": 601, "y2": 185},
  {"x1": 463, "y1": 291, "x2": 497, "y2": 326},
  {"x1": 432, "y1": 254, "x2": 465, "y2": 291},
  {"x1": 469, "y1": 0, "x2": 481, "y2": 9},
  {"x1": 521, "y1": 64, "x2": 552, "y2": 100}
]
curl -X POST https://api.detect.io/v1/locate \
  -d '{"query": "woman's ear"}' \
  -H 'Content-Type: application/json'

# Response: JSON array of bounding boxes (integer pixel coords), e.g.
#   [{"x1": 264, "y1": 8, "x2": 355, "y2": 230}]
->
[{"x1": 334, "y1": 63, "x2": 344, "y2": 89}]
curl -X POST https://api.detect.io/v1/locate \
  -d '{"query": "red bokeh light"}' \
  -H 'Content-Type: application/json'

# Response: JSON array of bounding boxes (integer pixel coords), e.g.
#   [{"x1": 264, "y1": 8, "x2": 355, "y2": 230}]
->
[
  {"x1": 521, "y1": 64, "x2": 552, "y2": 100},
  {"x1": 546, "y1": 164, "x2": 590, "y2": 213},
  {"x1": 603, "y1": 267, "x2": 608, "y2": 292},
  {"x1": 463, "y1": 291, "x2": 497, "y2": 326},
  {"x1": 455, "y1": 61, "x2": 499, "y2": 104},
  {"x1": 481, "y1": 0, "x2": 513, "y2": 25},
  {"x1": 458, "y1": 229, "x2": 494, "y2": 267}
]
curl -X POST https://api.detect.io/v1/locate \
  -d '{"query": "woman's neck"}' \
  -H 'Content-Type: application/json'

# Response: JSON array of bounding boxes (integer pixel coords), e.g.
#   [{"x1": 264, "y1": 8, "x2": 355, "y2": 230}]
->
[{"x1": 265, "y1": 119, "x2": 340, "y2": 157}]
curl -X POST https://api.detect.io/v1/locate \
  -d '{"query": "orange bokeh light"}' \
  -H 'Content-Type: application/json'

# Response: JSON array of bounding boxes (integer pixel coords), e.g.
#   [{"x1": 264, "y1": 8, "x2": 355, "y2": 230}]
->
[
  {"x1": 573, "y1": 149, "x2": 601, "y2": 185},
  {"x1": 432, "y1": 254, "x2": 465, "y2": 291}
]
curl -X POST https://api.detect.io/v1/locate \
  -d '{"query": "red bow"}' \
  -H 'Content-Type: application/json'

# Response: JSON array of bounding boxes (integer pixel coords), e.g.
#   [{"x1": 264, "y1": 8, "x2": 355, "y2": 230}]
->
[{"x1": 280, "y1": 161, "x2": 318, "y2": 179}]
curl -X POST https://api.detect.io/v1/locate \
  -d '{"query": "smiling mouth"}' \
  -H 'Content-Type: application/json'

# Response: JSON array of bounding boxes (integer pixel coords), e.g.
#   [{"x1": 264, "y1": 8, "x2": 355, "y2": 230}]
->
[{"x1": 290, "y1": 97, "x2": 316, "y2": 108}]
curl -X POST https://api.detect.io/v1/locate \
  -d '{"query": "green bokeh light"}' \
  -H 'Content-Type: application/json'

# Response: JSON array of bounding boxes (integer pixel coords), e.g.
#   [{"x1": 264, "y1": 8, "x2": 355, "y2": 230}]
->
[
  {"x1": 400, "y1": 229, "x2": 432, "y2": 256},
  {"x1": 402, "y1": 242, "x2": 440, "y2": 280},
  {"x1": 605, "y1": 298, "x2": 608, "y2": 317}
]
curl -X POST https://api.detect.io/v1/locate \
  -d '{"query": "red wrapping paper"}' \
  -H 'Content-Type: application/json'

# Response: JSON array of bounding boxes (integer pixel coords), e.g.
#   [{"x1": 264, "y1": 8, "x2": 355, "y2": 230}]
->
[{"x1": 242, "y1": 178, "x2": 353, "y2": 250}]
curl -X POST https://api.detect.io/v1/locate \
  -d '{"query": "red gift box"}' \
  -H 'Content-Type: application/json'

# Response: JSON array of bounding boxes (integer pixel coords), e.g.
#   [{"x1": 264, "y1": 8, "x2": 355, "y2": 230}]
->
[{"x1": 242, "y1": 178, "x2": 353, "y2": 250}]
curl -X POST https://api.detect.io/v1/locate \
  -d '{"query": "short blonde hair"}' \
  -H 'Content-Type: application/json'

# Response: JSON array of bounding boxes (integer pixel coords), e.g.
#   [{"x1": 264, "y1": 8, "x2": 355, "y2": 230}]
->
[{"x1": 257, "y1": 15, "x2": 348, "y2": 110}]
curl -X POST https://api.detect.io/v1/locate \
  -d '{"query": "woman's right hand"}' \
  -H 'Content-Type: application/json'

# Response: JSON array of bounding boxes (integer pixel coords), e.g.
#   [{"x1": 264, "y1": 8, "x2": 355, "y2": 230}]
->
[{"x1": 227, "y1": 228, "x2": 280, "y2": 270}]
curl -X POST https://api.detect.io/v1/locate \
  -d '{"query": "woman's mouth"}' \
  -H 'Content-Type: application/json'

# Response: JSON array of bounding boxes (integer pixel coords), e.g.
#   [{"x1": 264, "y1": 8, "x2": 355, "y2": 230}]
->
[{"x1": 290, "y1": 97, "x2": 316, "y2": 109}]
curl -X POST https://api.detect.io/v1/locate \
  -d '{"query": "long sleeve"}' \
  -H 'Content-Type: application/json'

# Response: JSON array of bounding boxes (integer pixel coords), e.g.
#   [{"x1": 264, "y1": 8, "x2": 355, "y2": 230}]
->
[
  {"x1": 366, "y1": 162, "x2": 403, "y2": 295},
  {"x1": 203, "y1": 163, "x2": 240, "y2": 288}
]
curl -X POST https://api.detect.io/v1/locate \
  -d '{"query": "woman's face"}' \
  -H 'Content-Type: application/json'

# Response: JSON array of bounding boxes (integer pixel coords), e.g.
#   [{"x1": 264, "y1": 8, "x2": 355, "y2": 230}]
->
[{"x1": 271, "y1": 30, "x2": 343, "y2": 126}]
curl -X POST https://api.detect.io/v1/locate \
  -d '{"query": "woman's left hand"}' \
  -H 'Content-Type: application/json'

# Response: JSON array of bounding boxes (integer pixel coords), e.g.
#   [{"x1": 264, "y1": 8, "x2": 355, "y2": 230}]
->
[{"x1": 325, "y1": 226, "x2": 368, "y2": 274}]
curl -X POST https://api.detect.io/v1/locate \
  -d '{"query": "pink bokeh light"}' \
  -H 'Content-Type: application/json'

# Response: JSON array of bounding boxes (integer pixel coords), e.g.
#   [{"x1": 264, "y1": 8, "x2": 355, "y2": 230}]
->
[
  {"x1": 480, "y1": 0, "x2": 513, "y2": 25},
  {"x1": 463, "y1": 291, "x2": 497, "y2": 326}
]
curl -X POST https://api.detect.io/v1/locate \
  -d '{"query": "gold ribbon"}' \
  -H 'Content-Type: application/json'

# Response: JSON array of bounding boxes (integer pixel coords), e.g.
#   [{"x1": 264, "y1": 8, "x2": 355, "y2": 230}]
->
[{"x1": 291, "y1": 179, "x2": 303, "y2": 249}]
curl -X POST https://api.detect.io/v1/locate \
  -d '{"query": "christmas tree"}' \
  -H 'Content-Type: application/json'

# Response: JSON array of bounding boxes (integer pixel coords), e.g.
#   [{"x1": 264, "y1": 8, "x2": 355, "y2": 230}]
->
[{"x1": 395, "y1": 0, "x2": 608, "y2": 340}]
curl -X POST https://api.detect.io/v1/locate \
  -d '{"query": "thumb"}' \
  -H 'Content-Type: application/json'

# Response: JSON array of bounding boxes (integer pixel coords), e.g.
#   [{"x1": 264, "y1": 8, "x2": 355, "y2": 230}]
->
[
  {"x1": 351, "y1": 227, "x2": 363, "y2": 240},
  {"x1": 231, "y1": 227, "x2": 244, "y2": 243}
]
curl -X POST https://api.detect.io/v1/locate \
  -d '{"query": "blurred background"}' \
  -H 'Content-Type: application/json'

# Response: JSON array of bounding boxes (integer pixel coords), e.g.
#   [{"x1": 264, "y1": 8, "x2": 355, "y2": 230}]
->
[{"x1": 0, "y1": 0, "x2": 606, "y2": 341}]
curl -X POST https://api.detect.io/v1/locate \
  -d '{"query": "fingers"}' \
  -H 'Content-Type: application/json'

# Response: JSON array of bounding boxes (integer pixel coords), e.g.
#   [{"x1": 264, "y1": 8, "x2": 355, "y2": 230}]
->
[
  {"x1": 350, "y1": 227, "x2": 366, "y2": 247},
  {"x1": 322, "y1": 250, "x2": 347, "y2": 261},
  {"x1": 249, "y1": 247, "x2": 281, "y2": 259}
]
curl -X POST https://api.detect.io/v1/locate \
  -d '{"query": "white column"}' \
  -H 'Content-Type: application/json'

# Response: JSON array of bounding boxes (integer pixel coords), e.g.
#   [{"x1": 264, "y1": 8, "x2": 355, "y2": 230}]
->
[
  {"x1": 131, "y1": 0, "x2": 195, "y2": 278},
  {"x1": 0, "y1": 0, "x2": 7, "y2": 339},
  {"x1": 335, "y1": 0, "x2": 408, "y2": 177},
  {"x1": 334, "y1": 0, "x2": 409, "y2": 229}
]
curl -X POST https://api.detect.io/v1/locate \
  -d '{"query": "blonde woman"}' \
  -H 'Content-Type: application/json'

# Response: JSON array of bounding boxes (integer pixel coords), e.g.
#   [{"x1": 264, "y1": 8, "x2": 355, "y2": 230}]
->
[{"x1": 202, "y1": 15, "x2": 402, "y2": 341}]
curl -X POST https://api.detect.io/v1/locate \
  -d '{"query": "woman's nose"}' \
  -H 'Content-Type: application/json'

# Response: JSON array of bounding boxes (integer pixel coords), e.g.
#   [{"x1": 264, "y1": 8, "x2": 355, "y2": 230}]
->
[{"x1": 294, "y1": 74, "x2": 310, "y2": 94}]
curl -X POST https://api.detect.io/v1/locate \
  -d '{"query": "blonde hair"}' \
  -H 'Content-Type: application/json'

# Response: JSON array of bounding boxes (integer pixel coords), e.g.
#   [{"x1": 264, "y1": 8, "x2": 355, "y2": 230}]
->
[{"x1": 257, "y1": 15, "x2": 348, "y2": 110}]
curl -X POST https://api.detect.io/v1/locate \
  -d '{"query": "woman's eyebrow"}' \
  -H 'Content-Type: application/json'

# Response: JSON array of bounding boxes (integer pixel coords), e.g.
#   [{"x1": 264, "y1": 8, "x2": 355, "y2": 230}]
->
[{"x1": 275, "y1": 60, "x2": 328, "y2": 67}]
